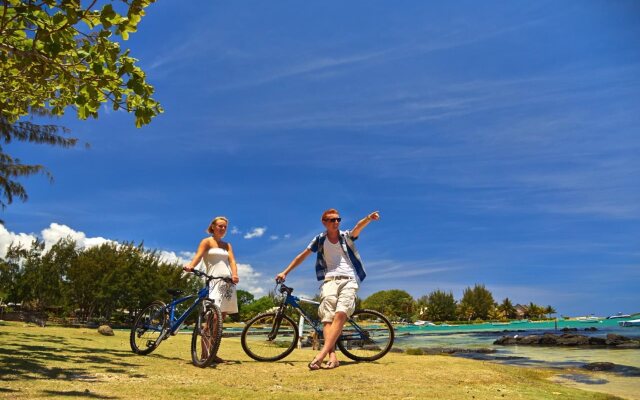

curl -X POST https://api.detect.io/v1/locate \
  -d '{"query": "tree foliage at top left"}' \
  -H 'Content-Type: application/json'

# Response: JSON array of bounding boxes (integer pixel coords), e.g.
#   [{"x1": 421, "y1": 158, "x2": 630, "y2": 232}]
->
[{"x1": 0, "y1": 0, "x2": 162, "y2": 210}]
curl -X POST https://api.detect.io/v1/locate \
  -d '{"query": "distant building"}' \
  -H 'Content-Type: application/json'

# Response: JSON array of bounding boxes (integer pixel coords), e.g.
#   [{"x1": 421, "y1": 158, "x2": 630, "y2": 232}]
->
[{"x1": 514, "y1": 304, "x2": 528, "y2": 319}]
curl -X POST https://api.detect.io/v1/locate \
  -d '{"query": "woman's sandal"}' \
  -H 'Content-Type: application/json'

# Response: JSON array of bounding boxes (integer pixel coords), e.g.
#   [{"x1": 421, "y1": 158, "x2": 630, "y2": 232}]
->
[
  {"x1": 308, "y1": 358, "x2": 322, "y2": 371},
  {"x1": 324, "y1": 360, "x2": 340, "y2": 369}
]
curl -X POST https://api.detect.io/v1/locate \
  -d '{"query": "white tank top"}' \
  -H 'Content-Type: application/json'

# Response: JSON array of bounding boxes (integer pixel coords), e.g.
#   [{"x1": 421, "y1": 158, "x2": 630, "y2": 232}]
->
[{"x1": 323, "y1": 239, "x2": 356, "y2": 278}]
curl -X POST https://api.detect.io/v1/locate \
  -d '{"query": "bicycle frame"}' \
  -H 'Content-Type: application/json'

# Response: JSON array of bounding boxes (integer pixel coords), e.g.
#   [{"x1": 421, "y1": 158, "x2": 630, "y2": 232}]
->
[
  {"x1": 164, "y1": 272, "x2": 232, "y2": 336},
  {"x1": 165, "y1": 288, "x2": 207, "y2": 334},
  {"x1": 274, "y1": 282, "x2": 369, "y2": 342}
]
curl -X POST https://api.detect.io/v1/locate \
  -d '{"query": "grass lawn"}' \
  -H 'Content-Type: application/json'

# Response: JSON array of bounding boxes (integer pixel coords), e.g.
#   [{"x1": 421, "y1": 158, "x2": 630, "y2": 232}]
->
[{"x1": 0, "y1": 321, "x2": 622, "y2": 399}]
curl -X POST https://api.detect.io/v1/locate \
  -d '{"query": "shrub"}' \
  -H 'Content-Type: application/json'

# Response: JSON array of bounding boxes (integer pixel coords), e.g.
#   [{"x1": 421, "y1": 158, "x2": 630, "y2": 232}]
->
[{"x1": 405, "y1": 347, "x2": 424, "y2": 355}]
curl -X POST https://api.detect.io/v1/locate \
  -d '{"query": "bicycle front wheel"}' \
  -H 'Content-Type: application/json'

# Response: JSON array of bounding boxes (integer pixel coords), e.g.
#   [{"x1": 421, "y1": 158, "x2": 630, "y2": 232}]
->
[
  {"x1": 130, "y1": 300, "x2": 168, "y2": 355},
  {"x1": 191, "y1": 299, "x2": 223, "y2": 368},
  {"x1": 337, "y1": 309, "x2": 394, "y2": 362},
  {"x1": 241, "y1": 312, "x2": 299, "y2": 361}
]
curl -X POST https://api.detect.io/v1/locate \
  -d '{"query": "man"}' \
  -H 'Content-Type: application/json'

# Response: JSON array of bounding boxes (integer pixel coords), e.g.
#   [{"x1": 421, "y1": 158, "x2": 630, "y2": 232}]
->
[{"x1": 276, "y1": 208, "x2": 380, "y2": 370}]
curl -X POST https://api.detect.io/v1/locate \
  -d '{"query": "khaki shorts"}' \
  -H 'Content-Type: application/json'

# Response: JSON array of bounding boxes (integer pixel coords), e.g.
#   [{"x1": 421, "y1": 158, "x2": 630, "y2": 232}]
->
[{"x1": 318, "y1": 278, "x2": 359, "y2": 323}]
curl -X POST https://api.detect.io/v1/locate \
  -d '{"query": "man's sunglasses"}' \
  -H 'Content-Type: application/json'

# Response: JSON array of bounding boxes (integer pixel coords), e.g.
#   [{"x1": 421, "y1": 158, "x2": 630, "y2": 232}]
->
[{"x1": 323, "y1": 217, "x2": 342, "y2": 223}]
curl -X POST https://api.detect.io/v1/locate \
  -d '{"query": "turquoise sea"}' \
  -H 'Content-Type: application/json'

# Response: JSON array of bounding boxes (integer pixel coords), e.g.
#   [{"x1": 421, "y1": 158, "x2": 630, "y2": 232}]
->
[{"x1": 393, "y1": 318, "x2": 640, "y2": 399}]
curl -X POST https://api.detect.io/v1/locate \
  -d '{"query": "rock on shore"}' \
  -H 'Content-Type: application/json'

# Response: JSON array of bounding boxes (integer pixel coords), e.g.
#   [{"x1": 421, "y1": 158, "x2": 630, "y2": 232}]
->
[{"x1": 494, "y1": 333, "x2": 639, "y2": 348}]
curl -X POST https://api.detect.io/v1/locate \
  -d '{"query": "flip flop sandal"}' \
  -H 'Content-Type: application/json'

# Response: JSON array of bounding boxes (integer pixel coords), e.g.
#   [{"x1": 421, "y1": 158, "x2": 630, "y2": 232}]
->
[
  {"x1": 324, "y1": 360, "x2": 339, "y2": 369},
  {"x1": 308, "y1": 358, "x2": 322, "y2": 371}
]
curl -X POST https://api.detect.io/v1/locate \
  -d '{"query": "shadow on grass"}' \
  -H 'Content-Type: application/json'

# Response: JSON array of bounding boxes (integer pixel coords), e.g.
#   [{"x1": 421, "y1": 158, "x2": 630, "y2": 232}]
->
[
  {"x1": 0, "y1": 338, "x2": 149, "y2": 383},
  {"x1": 41, "y1": 390, "x2": 118, "y2": 399}
]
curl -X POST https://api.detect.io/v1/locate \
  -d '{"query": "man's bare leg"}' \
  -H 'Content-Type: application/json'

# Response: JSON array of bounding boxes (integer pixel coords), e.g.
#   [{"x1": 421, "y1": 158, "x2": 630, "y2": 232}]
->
[{"x1": 311, "y1": 312, "x2": 347, "y2": 368}]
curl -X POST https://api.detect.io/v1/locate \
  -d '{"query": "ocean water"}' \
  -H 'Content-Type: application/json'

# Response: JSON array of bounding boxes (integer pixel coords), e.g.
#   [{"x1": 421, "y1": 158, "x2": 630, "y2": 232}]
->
[
  {"x1": 394, "y1": 319, "x2": 640, "y2": 399},
  {"x1": 394, "y1": 318, "x2": 640, "y2": 366}
]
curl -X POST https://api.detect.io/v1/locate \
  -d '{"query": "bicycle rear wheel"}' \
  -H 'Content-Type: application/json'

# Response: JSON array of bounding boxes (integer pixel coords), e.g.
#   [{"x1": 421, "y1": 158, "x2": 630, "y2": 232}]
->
[
  {"x1": 241, "y1": 312, "x2": 299, "y2": 361},
  {"x1": 191, "y1": 299, "x2": 223, "y2": 368},
  {"x1": 130, "y1": 300, "x2": 168, "y2": 355},
  {"x1": 337, "y1": 309, "x2": 394, "y2": 361}
]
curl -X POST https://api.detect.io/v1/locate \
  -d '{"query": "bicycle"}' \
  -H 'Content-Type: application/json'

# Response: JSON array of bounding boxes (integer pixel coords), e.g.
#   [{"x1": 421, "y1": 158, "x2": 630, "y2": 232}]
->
[
  {"x1": 129, "y1": 270, "x2": 233, "y2": 368},
  {"x1": 241, "y1": 279, "x2": 394, "y2": 362}
]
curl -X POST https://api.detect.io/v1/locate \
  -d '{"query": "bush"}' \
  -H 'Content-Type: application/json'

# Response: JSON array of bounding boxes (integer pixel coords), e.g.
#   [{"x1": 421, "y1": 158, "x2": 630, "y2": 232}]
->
[{"x1": 405, "y1": 348, "x2": 424, "y2": 356}]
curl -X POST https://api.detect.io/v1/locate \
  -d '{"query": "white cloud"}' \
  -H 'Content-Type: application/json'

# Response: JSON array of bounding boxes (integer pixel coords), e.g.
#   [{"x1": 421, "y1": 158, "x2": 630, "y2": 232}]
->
[
  {"x1": 158, "y1": 250, "x2": 194, "y2": 266},
  {"x1": 244, "y1": 227, "x2": 266, "y2": 239},
  {"x1": 1, "y1": 223, "x2": 113, "y2": 258},
  {"x1": 236, "y1": 263, "x2": 265, "y2": 297},
  {"x1": 0, "y1": 225, "x2": 37, "y2": 259},
  {"x1": 41, "y1": 223, "x2": 112, "y2": 250},
  {"x1": 230, "y1": 226, "x2": 241, "y2": 235},
  {"x1": 269, "y1": 235, "x2": 278, "y2": 240}
]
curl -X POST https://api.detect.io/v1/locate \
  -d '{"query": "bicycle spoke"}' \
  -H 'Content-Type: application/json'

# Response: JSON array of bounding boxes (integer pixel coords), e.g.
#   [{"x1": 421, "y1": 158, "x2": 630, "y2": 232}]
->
[
  {"x1": 241, "y1": 313, "x2": 299, "y2": 361},
  {"x1": 337, "y1": 309, "x2": 394, "y2": 361},
  {"x1": 130, "y1": 301, "x2": 167, "y2": 355}
]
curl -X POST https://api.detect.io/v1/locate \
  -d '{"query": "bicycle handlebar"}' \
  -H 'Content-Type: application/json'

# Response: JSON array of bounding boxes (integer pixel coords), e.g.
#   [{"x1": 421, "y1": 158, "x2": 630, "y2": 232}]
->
[
  {"x1": 274, "y1": 279, "x2": 293, "y2": 295},
  {"x1": 189, "y1": 269, "x2": 235, "y2": 284}
]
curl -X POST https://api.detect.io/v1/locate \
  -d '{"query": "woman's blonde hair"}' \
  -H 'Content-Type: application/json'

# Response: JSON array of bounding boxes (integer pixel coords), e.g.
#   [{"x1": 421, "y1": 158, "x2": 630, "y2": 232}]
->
[{"x1": 207, "y1": 216, "x2": 229, "y2": 234}]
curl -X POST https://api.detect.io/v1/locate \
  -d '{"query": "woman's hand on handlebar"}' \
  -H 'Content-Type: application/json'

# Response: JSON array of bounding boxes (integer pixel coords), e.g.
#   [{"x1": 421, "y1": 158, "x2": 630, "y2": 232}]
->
[{"x1": 183, "y1": 265, "x2": 195, "y2": 272}]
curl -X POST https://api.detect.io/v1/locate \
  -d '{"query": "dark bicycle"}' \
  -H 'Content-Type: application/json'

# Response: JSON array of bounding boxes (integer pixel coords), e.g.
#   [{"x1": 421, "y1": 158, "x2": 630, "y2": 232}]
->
[
  {"x1": 129, "y1": 270, "x2": 233, "y2": 368},
  {"x1": 241, "y1": 279, "x2": 394, "y2": 362}
]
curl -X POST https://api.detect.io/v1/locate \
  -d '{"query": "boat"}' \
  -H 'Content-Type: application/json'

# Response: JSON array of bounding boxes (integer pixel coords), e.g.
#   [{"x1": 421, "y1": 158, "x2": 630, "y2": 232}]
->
[
  {"x1": 607, "y1": 312, "x2": 632, "y2": 319},
  {"x1": 619, "y1": 319, "x2": 640, "y2": 327},
  {"x1": 414, "y1": 320, "x2": 435, "y2": 326},
  {"x1": 576, "y1": 315, "x2": 602, "y2": 323}
]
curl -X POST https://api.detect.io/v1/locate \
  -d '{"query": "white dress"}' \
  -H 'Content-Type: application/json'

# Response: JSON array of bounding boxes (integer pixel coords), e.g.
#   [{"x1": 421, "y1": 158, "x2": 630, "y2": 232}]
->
[{"x1": 202, "y1": 247, "x2": 238, "y2": 313}]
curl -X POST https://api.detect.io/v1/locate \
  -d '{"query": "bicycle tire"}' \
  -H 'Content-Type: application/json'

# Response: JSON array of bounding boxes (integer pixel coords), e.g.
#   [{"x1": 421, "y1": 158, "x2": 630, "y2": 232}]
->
[
  {"x1": 240, "y1": 312, "x2": 299, "y2": 362},
  {"x1": 191, "y1": 299, "x2": 223, "y2": 368},
  {"x1": 130, "y1": 300, "x2": 168, "y2": 355},
  {"x1": 337, "y1": 309, "x2": 394, "y2": 362}
]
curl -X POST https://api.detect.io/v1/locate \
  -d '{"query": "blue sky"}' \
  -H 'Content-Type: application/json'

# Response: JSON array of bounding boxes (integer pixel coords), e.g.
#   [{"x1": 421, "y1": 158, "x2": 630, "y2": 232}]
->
[{"x1": 2, "y1": 1, "x2": 639, "y2": 316}]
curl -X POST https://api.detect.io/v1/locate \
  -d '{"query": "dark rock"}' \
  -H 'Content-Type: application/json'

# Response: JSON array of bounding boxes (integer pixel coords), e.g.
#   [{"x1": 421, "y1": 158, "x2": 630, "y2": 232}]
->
[
  {"x1": 539, "y1": 334, "x2": 558, "y2": 345},
  {"x1": 583, "y1": 362, "x2": 615, "y2": 371},
  {"x1": 588, "y1": 337, "x2": 607, "y2": 345},
  {"x1": 557, "y1": 334, "x2": 590, "y2": 346},
  {"x1": 98, "y1": 325, "x2": 114, "y2": 336},
  {"x1": 389, "y1": 347, "x2": 404, "y2": 353},
  {"x1": 584, "y1": 327, "x2": 598, "y2": 331},
  {"x1": 561, "y1": 327, "x2": 578, "y2": 332},
  {"x1": 473, "y1": 348, "x2": 496, "y2": 354},
  {"x1": 493, "y1": 336, "x2": 518, "y2": 345},
  {"x1": 519, "y1": 335, "x2": 542, "y2": 345},
  {"x1": 606, "y1": 334, "x2": 632, "y2": 346},
  {"x1": 493, "y1": 332, "x2": 632, "y2": 347}
]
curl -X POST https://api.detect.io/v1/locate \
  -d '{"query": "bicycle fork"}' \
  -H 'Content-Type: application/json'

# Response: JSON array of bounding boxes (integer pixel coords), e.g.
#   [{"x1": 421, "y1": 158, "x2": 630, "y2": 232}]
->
[{"x1": 267, "y1": 311, "x2": 284, "y2": 341}]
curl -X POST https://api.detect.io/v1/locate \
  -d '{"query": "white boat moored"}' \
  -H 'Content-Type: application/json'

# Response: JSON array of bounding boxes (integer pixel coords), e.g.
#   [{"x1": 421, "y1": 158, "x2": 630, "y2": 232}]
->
[
  {"x1": 607, "y1": 312, "x2": 632, "y2": 319},
  {"x1": 619, "y1": 319, "x2": 640, "y2": 327}
]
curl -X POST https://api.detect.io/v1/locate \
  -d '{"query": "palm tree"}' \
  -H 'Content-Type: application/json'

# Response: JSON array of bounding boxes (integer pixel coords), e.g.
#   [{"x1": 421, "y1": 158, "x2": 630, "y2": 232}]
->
[
  {"x1": 498, "y1": 298, "x2": 517, "y2": 320},
  {"x1": 544, "y1": 305, "x2": 557, "y2": 319}
]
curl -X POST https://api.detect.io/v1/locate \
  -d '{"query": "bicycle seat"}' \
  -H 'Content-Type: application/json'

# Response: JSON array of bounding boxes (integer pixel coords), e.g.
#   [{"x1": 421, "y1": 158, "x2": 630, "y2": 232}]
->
[{"x1": 166, "y1": 289, "x2": 184, "y2": 297}]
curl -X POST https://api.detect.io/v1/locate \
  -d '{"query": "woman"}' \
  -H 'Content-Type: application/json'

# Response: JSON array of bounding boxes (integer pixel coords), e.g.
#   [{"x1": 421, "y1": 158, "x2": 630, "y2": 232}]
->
[{"x1": 184, "y1": 216, "x2": 240, "y2": 362}]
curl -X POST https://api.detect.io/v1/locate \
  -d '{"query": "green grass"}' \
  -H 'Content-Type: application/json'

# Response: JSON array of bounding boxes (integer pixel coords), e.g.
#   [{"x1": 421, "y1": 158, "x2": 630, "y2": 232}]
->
[{"x1": 0, "y1": 321, "x2": 622, "y2": 399}]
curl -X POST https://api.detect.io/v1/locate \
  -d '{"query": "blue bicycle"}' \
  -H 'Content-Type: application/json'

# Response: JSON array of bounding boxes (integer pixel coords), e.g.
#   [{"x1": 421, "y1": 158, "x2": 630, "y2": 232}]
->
[
  {"x1": 129, "y1": 270, "x2": 233, "y2": 368},
  {"x1": 240, "y1": 280, "x2": 394, "y2": 362}
]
